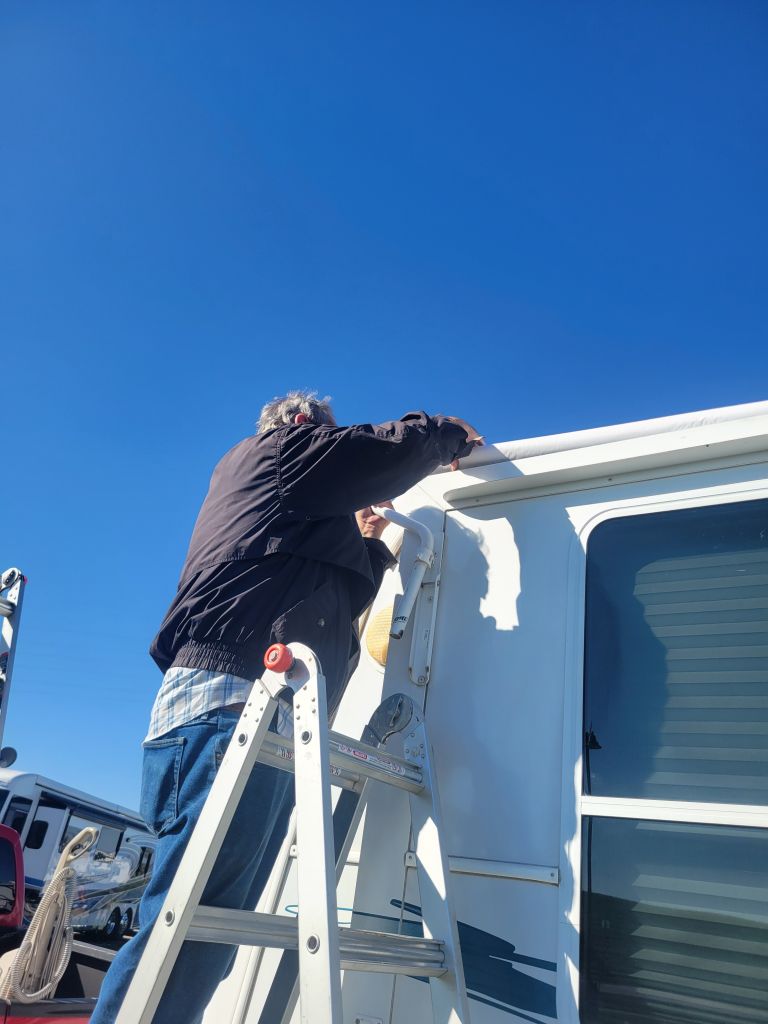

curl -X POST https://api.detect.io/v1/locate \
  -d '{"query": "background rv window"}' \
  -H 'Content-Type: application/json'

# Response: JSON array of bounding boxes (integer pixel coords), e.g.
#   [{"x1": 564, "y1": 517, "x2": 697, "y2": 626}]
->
[
  {"x1": 580, "y1": 497, "x2": 768, "y2": 1024},
  {"x1": 3, "y1": 798, "x2": 32, "y2": 835},
  {"x1": 95, "y1": 825, "x2": 121, "y2": 859},
  {"x1": 25, "y1": 820, "x2": 48, "y2": 851},
  {"x1": 60, "y1": 814, "x2": 98, "y2": 852},
  {"x1": 136, "y1": 846, "x2": 153, "y2": 877}
]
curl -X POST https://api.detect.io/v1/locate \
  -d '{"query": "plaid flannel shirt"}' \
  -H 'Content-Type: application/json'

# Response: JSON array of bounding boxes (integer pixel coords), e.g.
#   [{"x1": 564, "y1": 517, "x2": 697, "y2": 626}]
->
[{"x1": 145, "y1": 666, "x2": 293, "y2": 742}]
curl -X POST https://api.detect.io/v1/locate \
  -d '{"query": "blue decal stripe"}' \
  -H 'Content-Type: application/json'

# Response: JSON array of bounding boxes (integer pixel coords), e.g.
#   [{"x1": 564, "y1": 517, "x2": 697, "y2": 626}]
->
[
  {"x1": 468, "y1": 989, "x2": 556, "y2": 1023},
  {"x1": 491, "y1": 951, "x2": 557, "y2": 972}
]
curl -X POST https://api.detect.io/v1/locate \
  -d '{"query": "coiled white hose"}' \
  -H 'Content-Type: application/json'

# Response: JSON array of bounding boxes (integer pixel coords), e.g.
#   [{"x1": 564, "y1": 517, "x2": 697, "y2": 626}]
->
[{"x1": 0, "y1": 826, "x2": 97, "y2": 1003}]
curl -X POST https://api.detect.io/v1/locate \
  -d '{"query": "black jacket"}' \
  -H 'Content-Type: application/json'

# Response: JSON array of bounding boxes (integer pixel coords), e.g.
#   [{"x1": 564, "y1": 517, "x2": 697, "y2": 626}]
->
[{"x1": 150, "y1": 412, "x2": 472, "y2": 702}]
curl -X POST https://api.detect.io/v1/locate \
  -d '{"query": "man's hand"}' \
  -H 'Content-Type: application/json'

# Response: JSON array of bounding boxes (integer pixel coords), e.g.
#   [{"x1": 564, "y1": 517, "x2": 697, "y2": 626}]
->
[
  {"x1": 443, "y1": 416, "x2": 484, "y2": 471},
  {"x1": 356, "y1": 501, "x2": 393, "y2": 540}
]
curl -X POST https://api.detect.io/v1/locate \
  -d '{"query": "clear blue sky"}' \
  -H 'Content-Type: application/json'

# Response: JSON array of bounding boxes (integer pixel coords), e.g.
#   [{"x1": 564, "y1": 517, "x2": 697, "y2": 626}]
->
[{"x1": 2, "y1": 2, "x2": 766, "y2": 809}]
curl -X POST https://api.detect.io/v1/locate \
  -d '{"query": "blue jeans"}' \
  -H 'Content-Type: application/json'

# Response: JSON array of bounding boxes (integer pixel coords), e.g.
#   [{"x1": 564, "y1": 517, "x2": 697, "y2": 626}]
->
[{"x1": 91, "y1": 709, "x2": 294, "y2": 1024}]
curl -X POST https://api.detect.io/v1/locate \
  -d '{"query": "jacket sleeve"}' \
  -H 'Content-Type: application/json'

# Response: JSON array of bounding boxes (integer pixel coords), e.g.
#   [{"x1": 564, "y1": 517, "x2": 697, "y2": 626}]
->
[
  {"x1": 276, "y1": 412, "x2": 474, "y2": 516},
  {"x1": 364, "y1": 537, "x2": 398, "y2": 587}
]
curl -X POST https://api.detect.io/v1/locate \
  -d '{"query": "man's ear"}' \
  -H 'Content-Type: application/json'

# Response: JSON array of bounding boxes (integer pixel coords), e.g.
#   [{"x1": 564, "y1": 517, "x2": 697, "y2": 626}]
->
[{"x1": 293, "y1": 413, "x2": 310, "y2": 425}]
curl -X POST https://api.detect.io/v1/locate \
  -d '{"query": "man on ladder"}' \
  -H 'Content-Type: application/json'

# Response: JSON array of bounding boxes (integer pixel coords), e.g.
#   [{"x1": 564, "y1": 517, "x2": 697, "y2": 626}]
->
[{"x1": 91, "y1": 391, "x2": 481, "y2": 1024}]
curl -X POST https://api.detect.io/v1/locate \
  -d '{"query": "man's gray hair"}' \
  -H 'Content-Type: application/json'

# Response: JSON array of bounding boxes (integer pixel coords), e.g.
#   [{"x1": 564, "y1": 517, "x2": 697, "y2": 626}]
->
[{"x1": 257, "y1": 390, "x2": 336, "y2": 433}]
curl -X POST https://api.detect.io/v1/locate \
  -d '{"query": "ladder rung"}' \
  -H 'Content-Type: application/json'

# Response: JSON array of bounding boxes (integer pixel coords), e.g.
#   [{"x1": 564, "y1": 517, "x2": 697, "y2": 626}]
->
[
  {"x1": 256, "y1": 729, "x2": 424, "y2": 794},
  {"x1": 0, "y1": 598, "x2": 15, "y2": 617},
  {"x1": 187, "y1": 906, "x2": 447, "y2": 977}
]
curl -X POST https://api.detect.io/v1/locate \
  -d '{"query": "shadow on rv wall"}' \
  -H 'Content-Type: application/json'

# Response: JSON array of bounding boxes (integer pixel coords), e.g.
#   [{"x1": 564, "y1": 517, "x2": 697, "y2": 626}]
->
[
  {"x1": 418, "y1": 508, "x2": 522, "y2": 832},
  {"x1": 424, "y1": 504, "x2": 556, "y2": 836},
  {"x1": 412, "y1": 506, "x2": 561, "y2": 1020}
]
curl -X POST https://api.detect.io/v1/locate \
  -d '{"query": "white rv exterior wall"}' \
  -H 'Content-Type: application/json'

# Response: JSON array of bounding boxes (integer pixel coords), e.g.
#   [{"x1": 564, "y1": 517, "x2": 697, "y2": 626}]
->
[
  {"x1": 202, "y1": 402, "x2": 768, "y2": 1024},
  {"x1": 341, "y1": 460, "x2": 768, "y2": 1024}
]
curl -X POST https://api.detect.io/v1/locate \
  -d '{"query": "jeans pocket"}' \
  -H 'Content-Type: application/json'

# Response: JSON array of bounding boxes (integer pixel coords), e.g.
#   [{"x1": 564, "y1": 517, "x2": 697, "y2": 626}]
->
[{"x1": 140, "y1": 736, "x2": 186, "y2": 835}]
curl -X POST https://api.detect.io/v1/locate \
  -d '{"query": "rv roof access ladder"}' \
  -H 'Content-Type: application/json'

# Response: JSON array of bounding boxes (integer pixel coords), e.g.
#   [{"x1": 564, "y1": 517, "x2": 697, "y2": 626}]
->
[
  {"x1": 115, "y1": 640, "x2": 470, "y2": 1024},
  {"x1": 0, "y1": 568, "x2": 26, "y2": 754}
]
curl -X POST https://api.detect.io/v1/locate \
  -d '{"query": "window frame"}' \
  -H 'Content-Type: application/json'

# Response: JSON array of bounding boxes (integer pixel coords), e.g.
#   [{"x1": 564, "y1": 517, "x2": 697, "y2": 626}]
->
[{"x1": 558, "y1": 482, "x2": 768, "y2": 1024}]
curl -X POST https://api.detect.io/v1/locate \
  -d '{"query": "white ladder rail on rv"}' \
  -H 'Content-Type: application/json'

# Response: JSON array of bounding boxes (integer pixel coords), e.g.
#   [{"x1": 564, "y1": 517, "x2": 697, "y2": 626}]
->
[
  {"x1": 371, "y1": 505, "x2": 435, "y2": 639},
  {"x1": 115, "y1": 641, "x2": 470, "y2": 1024}
]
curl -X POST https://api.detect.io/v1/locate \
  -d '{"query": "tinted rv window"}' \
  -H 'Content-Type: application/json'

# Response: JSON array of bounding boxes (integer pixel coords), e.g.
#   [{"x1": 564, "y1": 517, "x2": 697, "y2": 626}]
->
[
  {"x1": 25, "y1": 820, "x2": 48, "y2": 850},
  {"x1": 580, "y1": 817, "x2": 768, "y2": 1024},
  {"x1": 60, "y1": 814, "x2": 97, "y2": 852},
  {"x1": 583, "y1": 498, "x2": 768, "y2": 805},
  {"x1": 95, "y1": 826, "x2": 121, "y2": 858},
  {"x1": 136, "y1": 846, "x2": 153, "y2": 877},
  {"x1": 3, "y1": 798, "x2": 32, "y2": 835}
]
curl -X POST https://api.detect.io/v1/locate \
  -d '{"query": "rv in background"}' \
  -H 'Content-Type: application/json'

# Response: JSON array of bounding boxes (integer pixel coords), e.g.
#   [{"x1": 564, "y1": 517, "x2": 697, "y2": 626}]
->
[{"x1": 0, "y1": 768, "x2": 156, "y2": 940}]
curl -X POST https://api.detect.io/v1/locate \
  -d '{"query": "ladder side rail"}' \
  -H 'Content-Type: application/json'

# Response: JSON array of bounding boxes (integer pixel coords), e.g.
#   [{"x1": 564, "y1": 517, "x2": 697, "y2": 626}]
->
[
  {"x1": 204, "y1": 655, "x2": 390, "y2": 1024},
  {"x1": 258, "y1": 693, "x2": 419, "y2": 1024},
  {"x1": 0, "y1": 569, "x2": 26, "y2": 753},
  {"x1": 114, "y1": 677, "x2": 282, "y2": 1024},
  {"x1": 405, "y1": 718, "x2": 472, "y2": 1024},
  {"x1": 252, "y1": 782, "x2": 367, "y2": 1024},
  {"x1": 220, "y1": 804, "x2": 300, "y2": 1024},
  {"x1": 292, "y1": 646, "x2": 343, "y2": 1024}
]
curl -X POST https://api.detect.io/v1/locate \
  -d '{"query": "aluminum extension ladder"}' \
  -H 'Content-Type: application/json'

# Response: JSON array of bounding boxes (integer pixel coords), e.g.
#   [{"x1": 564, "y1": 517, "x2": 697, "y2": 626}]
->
[
  {"x1": 0, "y1": 568, "x2": 26, "y2": 756},
  {"x1": 115, "y1": 640, "x2": 470, "y2": 1024}
]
